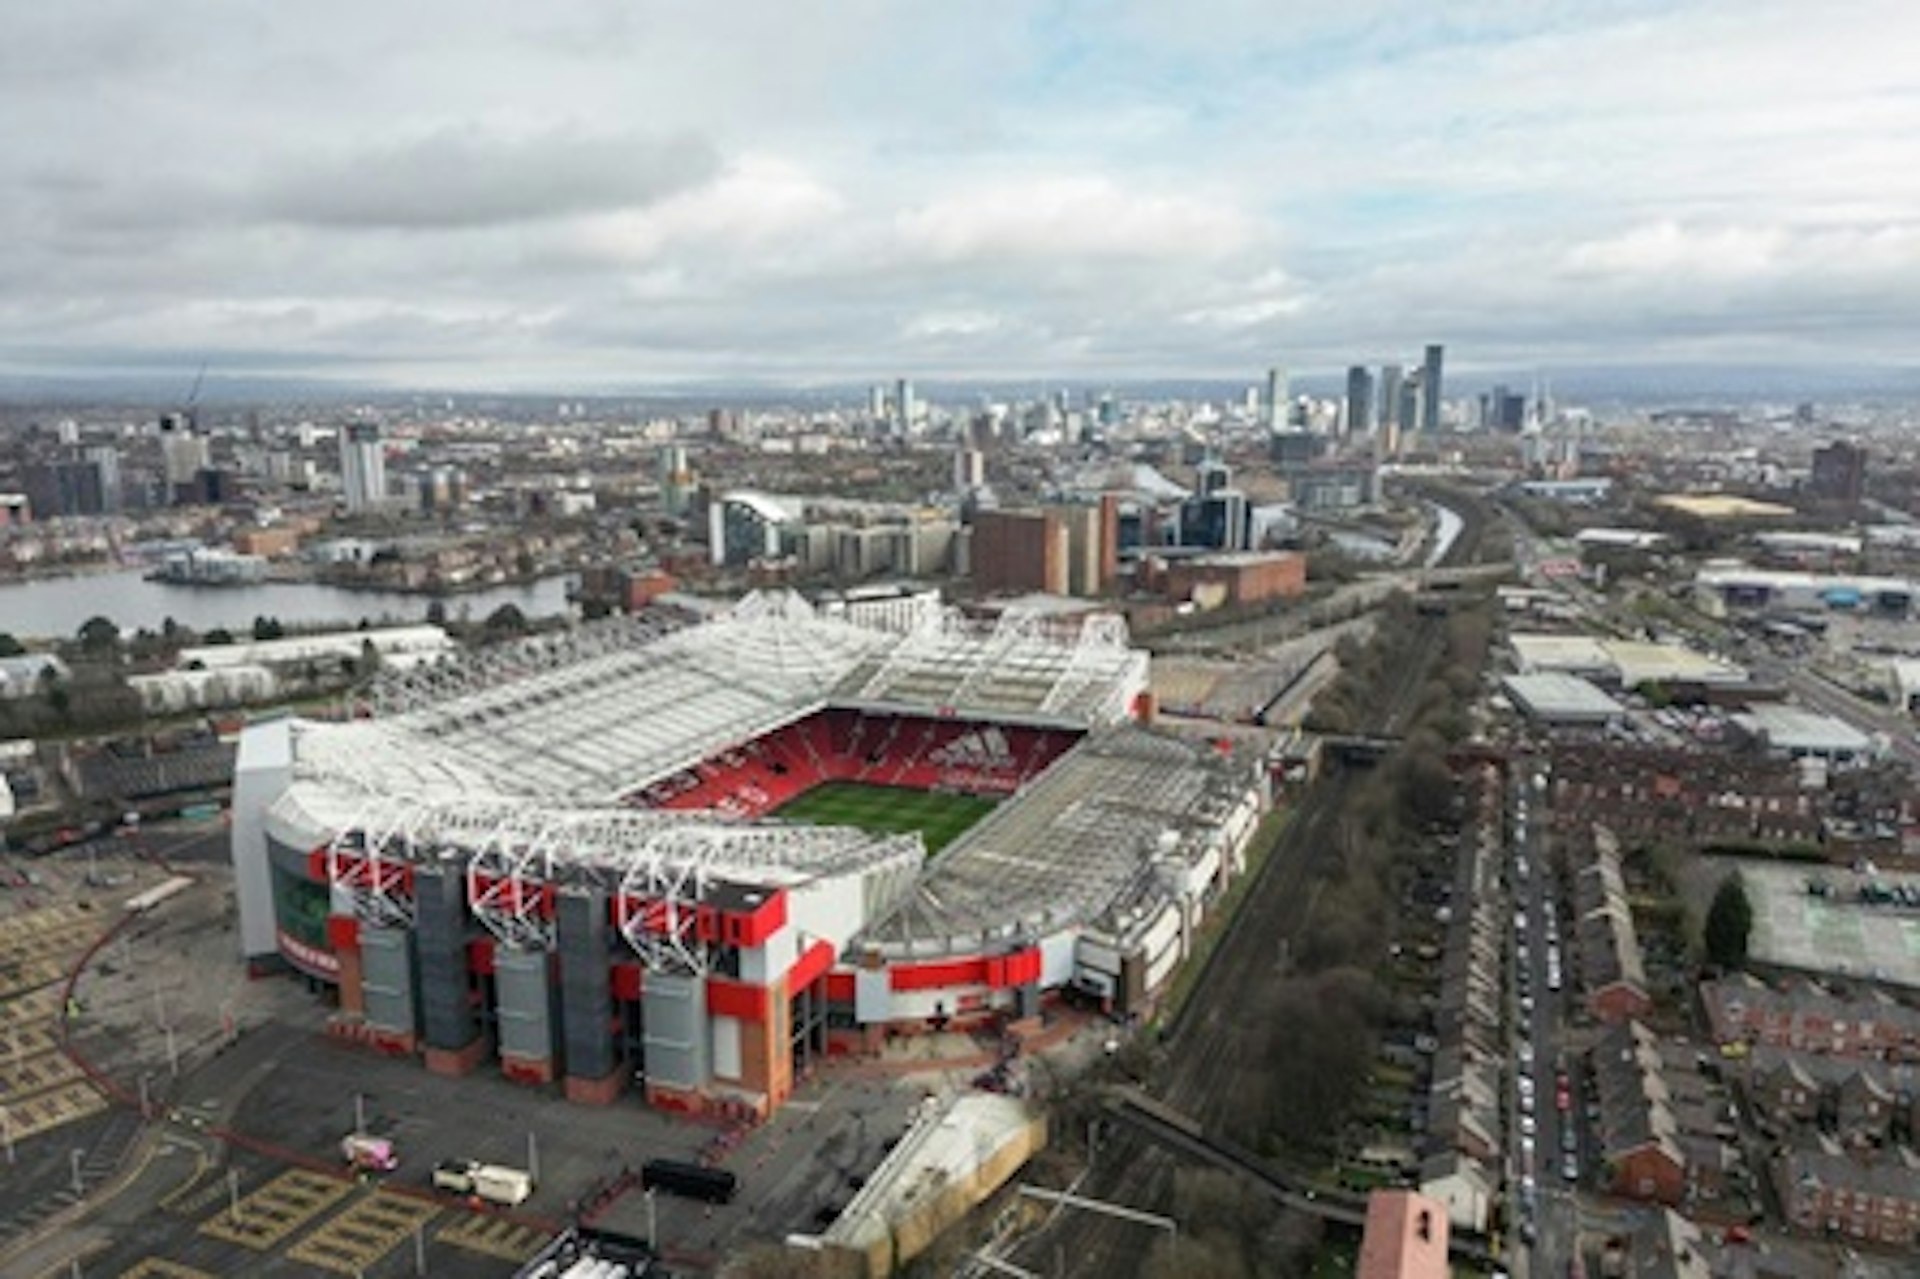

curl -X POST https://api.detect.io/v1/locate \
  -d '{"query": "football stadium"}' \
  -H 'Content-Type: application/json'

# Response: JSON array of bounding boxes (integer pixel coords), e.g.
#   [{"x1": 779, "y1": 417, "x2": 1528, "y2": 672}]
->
[{"x1": 230, "y1": 591, "x2": 1269, "y2": 1119}]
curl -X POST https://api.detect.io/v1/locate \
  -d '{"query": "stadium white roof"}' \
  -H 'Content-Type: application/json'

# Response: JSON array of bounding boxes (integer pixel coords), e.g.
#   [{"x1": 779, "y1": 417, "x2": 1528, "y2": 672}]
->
[
  {"x1": 858, "y1": 727, "x2": 1251, "y2": 952},
  {"x1": 275, "y1": 591, "x2": 1149, "y2": 875}
]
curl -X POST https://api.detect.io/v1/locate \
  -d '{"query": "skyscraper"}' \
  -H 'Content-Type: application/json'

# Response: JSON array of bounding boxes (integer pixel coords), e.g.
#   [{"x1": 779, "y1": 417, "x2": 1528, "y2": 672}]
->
[
  {"x1": 1264, "y1": 366, "x2": 1289, "y2": 430},
  {"x1": 1421, "y1": 344, "x2": 1444, "y2": 436},
  {"x1": 338, "y1": 421, "x2": 387, "y2": 513},
  {"x1": 1345, "y1": 366, "x2": 1375, "y2": 439},
  {"x1": 1377, "y1": 364, "x2": 1404, "y2": 434},
  {"x1": 657, "y1": 443, "x2": 693, "y2": 517},
  {"x1": 894, "y1": 378, "x2": 916, "y2": 435},
  {"x1": 83, "y1": 445, "x2": 123, "y2": 514}
]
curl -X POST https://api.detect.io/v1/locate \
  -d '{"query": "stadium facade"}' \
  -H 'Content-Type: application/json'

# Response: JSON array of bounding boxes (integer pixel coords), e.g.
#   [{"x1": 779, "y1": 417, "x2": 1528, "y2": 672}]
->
[{"x1": 230, "y1": 592, "x2": 1269, "y2": 1119}]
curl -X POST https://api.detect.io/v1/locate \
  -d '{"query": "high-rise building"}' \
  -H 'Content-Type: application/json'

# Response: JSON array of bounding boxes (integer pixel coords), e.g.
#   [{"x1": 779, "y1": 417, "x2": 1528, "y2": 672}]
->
[
  {"x1": 22, "y1": 458, "x2": 111, "y2": 519},
  {"x1": 1264, "y1": 366, "x2": 1288, "y2": 430},
  {"x1": 869, "y1": 384, "x2": 888, "y2": 421},
  {"x1": 953, "y1": 446, "x2": 986, "y2": 493},
  {"x1": 1377, "y1": 364, "x2": 1404, "y2": 434},
  {"x1": 657, "y1": 443, "x2": 693, "y2": 517},
  {"x1": 1345, "y1": 366, "x2": 1375, "y2": 438},
  {"x1": 338, "y1": 421, "x2": 388, "y2": 513},
  {"x1": 160, "y1": 412, "x2": 211, "y2": 499},
  {"x1": 895, "y1": 378, "x2": 916, "y2": 435},
  {"x1": 1810, "y1": 440, "x2": 1867, "y2": 504},
  {"x1": 1420, "y1": 344, "x2": 1444, "y2": 436},
  {"x1": 417, "y1": 466, "x2": 468, "y2": 514},
  {"x1": 970, "y1": 509, "x2": 1067, "y2": 595},
  {"x1": 83, "y1": 446, "x2": 122, "y2": 514},
  {"x1": 1400, "y1": 369, "x2": 1423, "y2": 438}
]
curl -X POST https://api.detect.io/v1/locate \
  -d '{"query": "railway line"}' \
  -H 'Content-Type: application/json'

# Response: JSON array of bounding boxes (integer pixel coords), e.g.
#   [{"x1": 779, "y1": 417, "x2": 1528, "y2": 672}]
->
[{"x1": 1010, "y1": 498, "x2": 1494, "y2": 1278}]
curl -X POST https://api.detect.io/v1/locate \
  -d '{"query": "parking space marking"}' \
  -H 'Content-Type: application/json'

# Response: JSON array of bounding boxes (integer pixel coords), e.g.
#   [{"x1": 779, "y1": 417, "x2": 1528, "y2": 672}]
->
[
  {"x1": 119, "y1": 1261, "x2": 217, "y2": 1279},
  {"x1": 199, "y1": 1169, "x2": 352, "y2": 1251},
  {"x1": 4, "y1": 1080, "x2": 107, "y2": 1140},
  {"x1": 436, "y1": 1211, "x2": 552, "y2": 1263},
  {"x1": 285, "y1": 1191, "x2": 439, "y2": 1275}
]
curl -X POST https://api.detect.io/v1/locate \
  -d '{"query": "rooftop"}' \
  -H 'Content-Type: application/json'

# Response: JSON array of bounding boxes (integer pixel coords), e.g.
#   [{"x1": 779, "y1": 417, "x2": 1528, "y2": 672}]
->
[
  {"x1": 1503, "y1": 672, "x2": 1624, "y2": 722},
  {"x1": 1654, "y1": 493, "x2": 1796, "y2": 520},
  {"x1": 859, "y1": 727, "x2": 1255, "y2": 952},
  {"x1": 1732, "y1": 704, "x2": 1874, "y2": 756}
]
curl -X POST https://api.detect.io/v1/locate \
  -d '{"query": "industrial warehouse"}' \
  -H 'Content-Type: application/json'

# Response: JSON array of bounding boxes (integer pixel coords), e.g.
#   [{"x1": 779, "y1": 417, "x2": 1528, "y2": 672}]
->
[{"x1": 229, "y1": 592, "x2": 1268, "y2": 1121}]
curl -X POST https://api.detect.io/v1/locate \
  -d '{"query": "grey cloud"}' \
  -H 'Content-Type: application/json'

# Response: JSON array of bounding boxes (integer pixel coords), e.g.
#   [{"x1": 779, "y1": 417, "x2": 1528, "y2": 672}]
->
[{"x1": 255, "y1": 127, "x2": 722, "y2": 230}]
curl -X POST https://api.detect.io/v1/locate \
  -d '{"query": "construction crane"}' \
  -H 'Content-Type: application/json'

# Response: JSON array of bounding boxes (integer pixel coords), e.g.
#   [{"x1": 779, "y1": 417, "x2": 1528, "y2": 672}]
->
[{"x1": 183, "y1": 359, "x2": 208, "y2": 431}]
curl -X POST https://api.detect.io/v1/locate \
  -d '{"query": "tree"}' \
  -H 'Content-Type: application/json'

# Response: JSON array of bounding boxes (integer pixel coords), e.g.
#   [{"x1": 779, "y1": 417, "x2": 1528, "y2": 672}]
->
[
  {"x1": 484, "y1": 603, "x2": 528, "y2": 637},
  {"x1": 424, "y1": 599, "x2": 448, "y2": 628},
  {"x1": 251, "y1": 615, "x2": 285, "y2": 642},
  {"x1": 76, "y1": 615, "x2": 120, "y2": 654},
  {"x1": 0, "y1": 632, "x2": 24, "y2": 658},
  {"x1": 204, "y1": 628, "x2": 235, "y2": 646},
  {"x1": 1704, "y1": 872, "x2": 1753, "y2": 970}
]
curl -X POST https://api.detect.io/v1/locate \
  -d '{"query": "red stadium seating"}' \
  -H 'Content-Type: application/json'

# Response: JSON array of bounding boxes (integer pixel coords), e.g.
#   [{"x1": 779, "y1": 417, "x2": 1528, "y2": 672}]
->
[{"x1": 628, "y1": 710, "x2": 1082, "y2": 817}]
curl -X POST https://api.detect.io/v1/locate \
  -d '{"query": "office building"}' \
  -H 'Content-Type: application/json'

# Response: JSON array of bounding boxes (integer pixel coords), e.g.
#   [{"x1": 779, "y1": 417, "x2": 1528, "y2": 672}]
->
[
  {"x1": 1377, "y1": 364, "x2": 1404, "y2": 433},
  {"x1": 1421, "y1": 344, "x2": 1444, "y2": 436},
  {"x1": 971, "y1": 509, "x2": 1067, "y2": 594},
  {"x1": 895, "y1": 378, "x2": 916, "y2": 436},
  {"x1": 1810, "y1": 440, "x2": 1867, "y2": 504},
  {"x1": 22, "y1": 458, "x2": 112, "y2": 519},
  {"x1": 708, "y1": 491, "x2": 806, "y2": 567},
  {"x1": 83, "y1": 446, "x2": 123, "y2": 514},
  {"x1": 338, "y1": 421, "x2": 388, "y2": 514},
  {"x1": 1264, "y1": 366, "x2": 1288, "y2": 430},
  {"x1": 1346, "y1": 366, "x2": 1375, "y2": 438},
  {"x1": 1481, "y1": 386, "x2": 1525, "y2": 432},
  {"x1": 1400, "y1": 370, "x2": 1424, "y2": 439}
]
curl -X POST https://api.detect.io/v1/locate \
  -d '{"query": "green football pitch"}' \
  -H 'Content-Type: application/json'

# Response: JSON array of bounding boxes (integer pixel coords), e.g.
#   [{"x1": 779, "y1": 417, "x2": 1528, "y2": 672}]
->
[{"x1": 771, "y1": 781, "x2": 999, "y2": 854}]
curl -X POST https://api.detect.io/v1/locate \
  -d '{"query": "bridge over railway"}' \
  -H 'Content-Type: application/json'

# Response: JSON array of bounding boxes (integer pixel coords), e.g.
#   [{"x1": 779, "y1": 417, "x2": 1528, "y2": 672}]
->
[{"x1": 1101, "y1": 1088, "x2": 1496, "y2": 1269}]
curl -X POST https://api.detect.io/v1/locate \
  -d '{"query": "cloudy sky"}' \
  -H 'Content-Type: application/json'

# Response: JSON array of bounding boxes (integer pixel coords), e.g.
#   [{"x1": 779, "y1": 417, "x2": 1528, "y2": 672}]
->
[{"x1": 4, "y1": 1, "x2": 1917, "y2": 390}]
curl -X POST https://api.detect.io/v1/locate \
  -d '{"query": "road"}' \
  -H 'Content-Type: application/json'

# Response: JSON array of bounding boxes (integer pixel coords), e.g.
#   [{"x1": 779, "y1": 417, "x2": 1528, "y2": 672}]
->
[{"x1": 1505, "y1": 756, "x2": 1584, "y2": 1279}]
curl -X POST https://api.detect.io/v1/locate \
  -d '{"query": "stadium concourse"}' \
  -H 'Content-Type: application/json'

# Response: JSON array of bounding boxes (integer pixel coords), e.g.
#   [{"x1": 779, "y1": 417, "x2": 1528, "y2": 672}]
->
[{"x1": 230, "y1": 591, "x2": 1270, "y2": 1121}]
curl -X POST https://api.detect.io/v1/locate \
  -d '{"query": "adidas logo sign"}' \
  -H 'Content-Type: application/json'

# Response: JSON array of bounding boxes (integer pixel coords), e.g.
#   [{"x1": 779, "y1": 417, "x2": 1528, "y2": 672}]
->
[{"x1": 932, "y1": 728, "x2": 1014, "y2": 770}]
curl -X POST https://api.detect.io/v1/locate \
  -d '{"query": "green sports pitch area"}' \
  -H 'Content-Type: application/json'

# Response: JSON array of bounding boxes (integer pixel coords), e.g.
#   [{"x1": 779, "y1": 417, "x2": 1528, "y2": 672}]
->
[{"x1": 771, "y1": 781, "x2": 999, "y2": 854}]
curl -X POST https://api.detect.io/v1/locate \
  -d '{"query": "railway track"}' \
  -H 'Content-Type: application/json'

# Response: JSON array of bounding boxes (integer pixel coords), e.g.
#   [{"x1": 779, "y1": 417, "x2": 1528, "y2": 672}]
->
[{"x1": 1010, "y1": 502, "x2": 1491, "y2": 1278}]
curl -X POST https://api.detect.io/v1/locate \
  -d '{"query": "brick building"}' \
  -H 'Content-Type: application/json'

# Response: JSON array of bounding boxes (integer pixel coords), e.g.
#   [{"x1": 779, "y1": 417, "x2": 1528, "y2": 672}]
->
[
  {"x1": 1702, "y1": 975, "x2": 1920, "y2": 1061},
  {"x1": 1775, "y1": 1142, "x2": 1920, "y2": 1245},
  {"x1": 1356, "y1": 1189, "x2": 1450, "y2": 1279},
  {"x1": 1162, "y1": 550, "x2": 1306, "y2": 608},
  {"x1": 1593, "y1": 1021, "x2": 1688, "y2": 1205},
  {"x1": 971, "y1": 509, "x2": 1067, "y2": 595}
]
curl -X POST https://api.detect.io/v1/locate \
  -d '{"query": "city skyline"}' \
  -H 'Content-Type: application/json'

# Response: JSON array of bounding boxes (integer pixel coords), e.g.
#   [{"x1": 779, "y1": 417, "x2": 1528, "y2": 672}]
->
[{"x1": 3, "y1": 2, "x2": 1918, "y2": 390}]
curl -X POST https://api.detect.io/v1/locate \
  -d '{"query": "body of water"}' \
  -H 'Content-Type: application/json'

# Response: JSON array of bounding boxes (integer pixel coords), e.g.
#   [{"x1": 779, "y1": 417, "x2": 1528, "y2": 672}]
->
[{"x1": 0, "y1": 569, "x2": 574, "y2": 639}]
